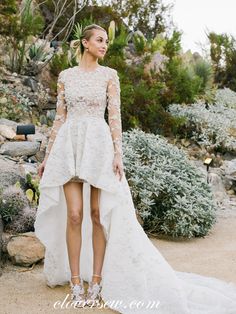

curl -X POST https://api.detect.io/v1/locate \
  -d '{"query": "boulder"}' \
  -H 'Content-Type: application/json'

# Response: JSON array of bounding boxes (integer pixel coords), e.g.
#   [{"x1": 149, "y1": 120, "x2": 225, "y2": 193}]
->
[
  {"x1": 0, "y1": 125, "x2": 16, "y2": 139},
  {"x1": 0, "y1": 141, "x2": 40, "y2": 157},
  {"x1": 6, "y1": 232, "x2": 45, "y2": 266},
  {"x1": 0, "y1": 118, "x2": 18, "y2": 129},
  {"x1": 0, "y1": 156, "x2": 25, "y2": 190}
]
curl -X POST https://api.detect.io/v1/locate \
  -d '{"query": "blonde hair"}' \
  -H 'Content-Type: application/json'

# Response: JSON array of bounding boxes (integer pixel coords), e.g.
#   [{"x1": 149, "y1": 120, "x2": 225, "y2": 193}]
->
[{"x1": 70, "y1": 24, "x2": 107, "y2": 63}]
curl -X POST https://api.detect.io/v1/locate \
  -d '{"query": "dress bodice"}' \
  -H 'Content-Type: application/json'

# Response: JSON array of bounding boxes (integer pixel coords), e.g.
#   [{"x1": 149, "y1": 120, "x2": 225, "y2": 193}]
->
[
  {"x1": 45, "y1": 65, "x2": 123, "y2": 160},
  {"x1": 59, "y1": 65, "x2": 110, "y2": 119}
]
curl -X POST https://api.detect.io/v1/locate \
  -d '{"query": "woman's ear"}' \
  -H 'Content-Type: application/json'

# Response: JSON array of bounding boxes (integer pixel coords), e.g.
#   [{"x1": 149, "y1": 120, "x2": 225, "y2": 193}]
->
[{"x1": 81, "y1": 38, "x2": 87, "y2": 49}]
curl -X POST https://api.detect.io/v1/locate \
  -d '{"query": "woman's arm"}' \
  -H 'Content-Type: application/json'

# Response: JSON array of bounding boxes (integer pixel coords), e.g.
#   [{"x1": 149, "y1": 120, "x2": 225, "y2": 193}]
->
[
  {"x1": 44, "y1": 72, "x2": 67, "y2": 160},
  {"x1": 107, "y1": 69, "x2": 123, "y2": 158}
]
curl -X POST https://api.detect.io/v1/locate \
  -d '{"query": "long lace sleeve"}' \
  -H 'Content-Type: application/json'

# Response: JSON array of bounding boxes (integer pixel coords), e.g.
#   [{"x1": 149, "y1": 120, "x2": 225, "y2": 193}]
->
[
  {"x1": 45, "y1": 71, "x2": 67, "y2": 159},
  {"x1": 107, "y1": 69, "x2": 123, "y2": 158}
]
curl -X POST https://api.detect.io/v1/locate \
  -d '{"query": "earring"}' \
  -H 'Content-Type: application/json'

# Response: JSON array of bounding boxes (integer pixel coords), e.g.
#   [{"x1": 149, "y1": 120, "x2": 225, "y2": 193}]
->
[{"x1": 86, "y1": 47, "x2": 89, "y2": 51}]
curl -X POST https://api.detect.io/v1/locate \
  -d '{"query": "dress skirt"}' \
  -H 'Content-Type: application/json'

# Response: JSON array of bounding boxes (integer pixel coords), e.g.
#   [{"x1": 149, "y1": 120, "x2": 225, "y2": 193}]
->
[{"x1": 34, "y1": 115, "x2": 236, "y2": 314}]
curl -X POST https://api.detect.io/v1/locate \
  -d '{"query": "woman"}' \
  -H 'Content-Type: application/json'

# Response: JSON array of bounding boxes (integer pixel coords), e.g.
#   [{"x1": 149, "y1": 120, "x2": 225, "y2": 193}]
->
[{"x1": 34, "y1": 24, "x2": 236, "y2": 313}]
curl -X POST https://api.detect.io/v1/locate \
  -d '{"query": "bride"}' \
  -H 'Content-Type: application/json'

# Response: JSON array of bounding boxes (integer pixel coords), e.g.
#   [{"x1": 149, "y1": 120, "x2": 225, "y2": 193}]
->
[{"x1": 34, "y1": 23, "x2": 236, "y2": 313}]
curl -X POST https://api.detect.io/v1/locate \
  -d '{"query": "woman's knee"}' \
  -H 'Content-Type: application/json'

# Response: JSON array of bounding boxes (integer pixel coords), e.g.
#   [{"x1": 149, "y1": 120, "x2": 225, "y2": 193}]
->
[
  {"x1": 90, "y1": 207, "x2": 101, "y2": 226},
  {"x1": 67, "y1": 208, "x2": 83, "y2": 226}
]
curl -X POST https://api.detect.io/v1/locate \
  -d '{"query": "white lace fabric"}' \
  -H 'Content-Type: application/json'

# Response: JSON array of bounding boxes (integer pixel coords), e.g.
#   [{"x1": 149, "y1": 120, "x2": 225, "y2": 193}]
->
[
  {"x1": 107, "y1": 69, "x2": 123, "y2": 157},
  {"x1": 44, "y1": 65, "x2": 123, "y2": 158},
  {"x1": 45, "y1": 74, "x2": 67, "y2": 157}
]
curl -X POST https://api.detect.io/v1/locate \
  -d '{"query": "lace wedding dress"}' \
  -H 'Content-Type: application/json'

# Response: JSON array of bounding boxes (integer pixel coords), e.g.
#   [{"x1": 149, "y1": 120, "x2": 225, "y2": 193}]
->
[{"x1": 34, "y1": 65, "x2": 236, "y2": 314}]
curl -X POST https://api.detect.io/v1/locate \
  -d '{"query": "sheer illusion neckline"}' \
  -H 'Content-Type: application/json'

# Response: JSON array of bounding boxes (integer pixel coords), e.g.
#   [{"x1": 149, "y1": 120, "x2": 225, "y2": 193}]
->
[{"x1": 76, "y1": 64, "x2": 102, "y2": 73}]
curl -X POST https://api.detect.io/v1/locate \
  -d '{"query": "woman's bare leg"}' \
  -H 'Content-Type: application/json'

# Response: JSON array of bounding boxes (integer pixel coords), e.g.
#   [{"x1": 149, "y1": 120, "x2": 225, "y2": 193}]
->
[
  {"x1": 90, "y1": 185, "x2": 106, "y2": 284},
  {"x1": 63, "y1": 181, "x2": 83, "y2": 285}
]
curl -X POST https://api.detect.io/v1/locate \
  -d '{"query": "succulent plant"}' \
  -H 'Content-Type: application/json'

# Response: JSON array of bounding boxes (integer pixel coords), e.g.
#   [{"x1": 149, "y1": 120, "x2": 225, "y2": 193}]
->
[
  {"x1": 0, "y1": 185, "x2": 29, "y2": 223},
  {"x1": 4, "y1": 205, "x2": 37, "y2": 233}
]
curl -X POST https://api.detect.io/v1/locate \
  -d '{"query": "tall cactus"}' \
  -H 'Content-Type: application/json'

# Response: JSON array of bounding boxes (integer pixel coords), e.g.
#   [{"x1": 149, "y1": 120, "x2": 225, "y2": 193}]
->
[{"x1": 108, "y1": 20, "x2": 116, "y2": 45}]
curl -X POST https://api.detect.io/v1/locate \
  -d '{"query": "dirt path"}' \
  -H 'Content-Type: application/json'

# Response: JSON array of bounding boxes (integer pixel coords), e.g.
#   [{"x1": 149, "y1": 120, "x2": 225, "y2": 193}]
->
[{"x1": 1, "y1": 213, "x2": 236, "y2": 314}]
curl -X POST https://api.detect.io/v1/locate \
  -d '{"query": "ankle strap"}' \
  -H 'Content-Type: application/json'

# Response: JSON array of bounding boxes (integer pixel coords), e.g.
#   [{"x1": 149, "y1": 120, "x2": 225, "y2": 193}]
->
[
  {"x1": 93, "y1": 274, "x2": 102, "y2": 278},
  {"x1": 71, "y1": 275, "x2": 81, "y2": 278}
]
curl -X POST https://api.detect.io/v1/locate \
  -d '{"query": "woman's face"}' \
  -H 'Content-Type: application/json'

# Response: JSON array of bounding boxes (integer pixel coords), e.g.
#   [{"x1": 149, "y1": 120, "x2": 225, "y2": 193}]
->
[{"x1": 83, "y1": 29, "x2": 109, "y2": 59}]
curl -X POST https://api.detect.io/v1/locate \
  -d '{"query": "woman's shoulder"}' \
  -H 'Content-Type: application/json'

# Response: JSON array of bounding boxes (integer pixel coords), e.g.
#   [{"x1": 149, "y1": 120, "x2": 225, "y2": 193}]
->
[
  {"x1": 57, "y1": 67, "x2": 73, "y2": 82},
  {"x1": 102, "y1": 66, "x2": 119, "y2": 81},
  {"x1": 104, "y1": 65, "x2": 118, "y2": 74},
  {"x1": 57, "y1": 65, "x2": 118, "y2": 82}
]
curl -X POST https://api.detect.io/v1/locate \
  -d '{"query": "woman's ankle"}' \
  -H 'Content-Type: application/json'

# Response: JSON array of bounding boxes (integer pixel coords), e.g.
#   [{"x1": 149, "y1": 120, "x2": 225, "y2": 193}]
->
[
  {"x1": 92, "y1": 274, "x2": 102, "y2": 284},
  {"x1": 71, "y1": 275, "x2": 82, "y2": 285}
]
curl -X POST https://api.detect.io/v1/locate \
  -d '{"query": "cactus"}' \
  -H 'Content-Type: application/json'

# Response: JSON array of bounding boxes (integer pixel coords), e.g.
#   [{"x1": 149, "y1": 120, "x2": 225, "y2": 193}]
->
[
  {"x1": 25, "y1": 173, "x2": 40, "y2": 205},
  {"x1": 39, "y1": 114, "x2": 48, "y2": 125},
  {"x1": 108, "y1": 20, "x2": 116, "y2": 45},
  {"x1": 15, "y1": 181, "x2": 21, "y2": 189},
  {"x1": 26, "y1": 189, "x2": 34, "y2": 202},
  {"x1": 4, "y1": 205, "x2": 37, "y2": 233},
  {"x1": 0, "y1": 185, "x2": 29, "y2": 223}
]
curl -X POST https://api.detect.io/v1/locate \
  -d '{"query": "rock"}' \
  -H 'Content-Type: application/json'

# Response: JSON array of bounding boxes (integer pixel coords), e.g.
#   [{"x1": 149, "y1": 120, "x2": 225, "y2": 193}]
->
[
  {"x1": 27, "y1": 130, "x2": 46, "y2": 143},
  {"x1": 208, "y1": 172, "x2": 230, "y2": 209},
  {"x1": 19, "y1": 163, "x2": 38, "y2": 176},
  {"x1": 0, "y1": 118, "x2": 17, "y2": 129},
  {"x1": 0, "y1": 141, "x2": 40, "y2": 157},
  {"x1": 0, "y1": 125, "x2": 16, "y2": 139},
  {"x1": 0, "y1": 156, "x2": 26, "y2": 190},
  {"x1": 224, "y1": 176, "x2": 234, "y2": 191},
  {"x1": 222, "y1": 159, "x2": 236, "y2": 176},
  {"x1": 223, "y1": 152, "x2": 236, "y2": 160},
  {"x1": 13, "y1": 134, "x2": 27, "y2": 141},
  {"x1": 221, "y1": 159, "x2": 236, "y2": 192},
  {"x1": 144, "y1": 51, "x2": 168, "y2": 75},
  {"x1": 189, "y1": 159, "x2": 208, "y2": 177},
  {"x1": 1, "y1": 232, "x2": 12, "y2": 253},
  {"x1": 6, "y1": 232, "x2": 45, "y2": 266}
]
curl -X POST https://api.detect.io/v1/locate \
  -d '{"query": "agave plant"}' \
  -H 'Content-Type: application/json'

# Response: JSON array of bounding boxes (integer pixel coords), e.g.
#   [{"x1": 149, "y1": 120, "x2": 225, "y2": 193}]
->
[{"x1": 28, "y1": 43, "x2": 49, "y2": 62}]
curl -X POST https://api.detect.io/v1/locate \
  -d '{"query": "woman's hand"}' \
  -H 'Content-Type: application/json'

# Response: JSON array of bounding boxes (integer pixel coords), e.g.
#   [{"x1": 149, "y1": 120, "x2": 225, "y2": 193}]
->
[
  {"x1": 112, "y1": 154, "x2": 124, "y2": 181},
  {"x1": 38, "y1": 158, "x2": 48, "y2": 179}
]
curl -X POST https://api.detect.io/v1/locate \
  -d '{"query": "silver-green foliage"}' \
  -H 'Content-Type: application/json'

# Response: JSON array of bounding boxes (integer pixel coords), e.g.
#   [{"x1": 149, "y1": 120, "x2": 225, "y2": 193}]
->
[
  {"x1": 215, "y1": 88, "x2": 236, "y2": 109},
  {"x1": 122, "y1": 128, "x2": 217, "y2": 238},
  {"x1": 168, "y1": 101, "x2": 236, "y2": 151}
]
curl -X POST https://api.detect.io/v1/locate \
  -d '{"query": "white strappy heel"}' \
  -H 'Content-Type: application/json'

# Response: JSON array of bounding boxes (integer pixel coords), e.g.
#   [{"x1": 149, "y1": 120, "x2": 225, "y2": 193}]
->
[
  {"x1": 70, "y1": 275, "x2": 87, "y2": 307},
  {"x1": 86, "y1": 274, "x2": 102, "y2": 307}
]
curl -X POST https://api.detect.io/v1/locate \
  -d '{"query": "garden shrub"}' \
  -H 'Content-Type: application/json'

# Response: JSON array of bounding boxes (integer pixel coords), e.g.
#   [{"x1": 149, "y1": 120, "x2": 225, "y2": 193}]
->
[
  {"x1": 0, "y1": 83, "x2": 33, "y2": 122},
  {"x1": 215, "y1": 87, "x2": 236, "y2": 109},
  {"x1": 122, "y1": 128, "x2": 217, "y2": 238},
  {"x1": 168, "y1": 99, "x2": 236, "y2": 152}
]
